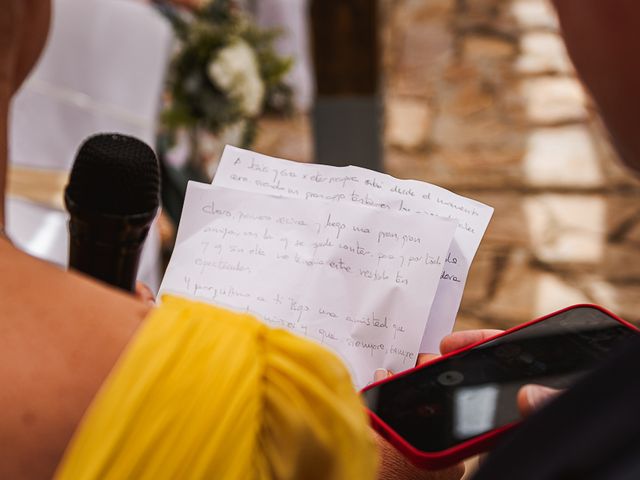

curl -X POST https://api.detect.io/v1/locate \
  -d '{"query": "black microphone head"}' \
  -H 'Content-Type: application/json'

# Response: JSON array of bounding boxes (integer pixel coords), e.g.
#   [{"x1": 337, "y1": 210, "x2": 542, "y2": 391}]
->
[{"x1": 65, "y1": 133, "x2": 160, "y2": 216}]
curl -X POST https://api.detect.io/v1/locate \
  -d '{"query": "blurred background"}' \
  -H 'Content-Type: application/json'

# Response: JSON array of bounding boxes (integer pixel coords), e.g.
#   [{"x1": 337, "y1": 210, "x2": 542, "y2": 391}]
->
[
  {"x1": 7, "y1": 0, "x2": 640, "y2": 331},
  {"x1": 253, "y1": 0, "x2": 640, "y2": 331}
]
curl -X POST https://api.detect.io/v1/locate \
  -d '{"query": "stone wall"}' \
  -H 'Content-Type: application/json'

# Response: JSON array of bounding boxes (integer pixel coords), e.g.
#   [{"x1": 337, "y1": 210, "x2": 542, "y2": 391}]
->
[
  {"x1": 254, "y1": 0, "x2": 640, "y2": 331},
  {"x1": 381, "y1": 0, "x2": 640, "y2": 329}
]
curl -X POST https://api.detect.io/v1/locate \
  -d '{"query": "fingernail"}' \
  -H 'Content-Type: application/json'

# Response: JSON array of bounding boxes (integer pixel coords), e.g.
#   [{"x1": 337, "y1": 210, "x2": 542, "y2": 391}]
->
[{"x1": 374, "y1": 368, "x2": 388, "y2": 382}]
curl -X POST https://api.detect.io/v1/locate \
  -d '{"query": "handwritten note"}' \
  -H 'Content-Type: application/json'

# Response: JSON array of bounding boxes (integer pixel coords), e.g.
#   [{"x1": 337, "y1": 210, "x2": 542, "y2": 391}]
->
[
  {"x1": 159, "y1": 182, "x2": 456, "y2": 388},
  {"x1": 213, "y1": 146, "x2": 494, "y2": 352}
]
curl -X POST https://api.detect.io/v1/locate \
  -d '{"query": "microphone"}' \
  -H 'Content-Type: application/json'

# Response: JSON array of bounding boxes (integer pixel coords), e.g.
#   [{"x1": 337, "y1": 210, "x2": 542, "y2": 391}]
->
[{"x1": 64, "y1": 133, "x2": 160, "y2": 292}]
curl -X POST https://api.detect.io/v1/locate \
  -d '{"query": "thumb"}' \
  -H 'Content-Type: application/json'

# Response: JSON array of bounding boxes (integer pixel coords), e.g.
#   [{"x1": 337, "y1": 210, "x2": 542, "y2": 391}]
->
[
  {"x1": 517, "y1": 384, "x2": 561, "y2": 417},
  {"x1": 373, "y1": 368, "x2": 394, "y2": 383}
]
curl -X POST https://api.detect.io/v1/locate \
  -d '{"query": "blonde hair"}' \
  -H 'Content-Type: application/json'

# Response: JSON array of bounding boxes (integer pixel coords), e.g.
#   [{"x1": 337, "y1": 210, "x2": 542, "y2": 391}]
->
[{"x1": 55, "y1": 295, "x2": 377, "y2": 479}]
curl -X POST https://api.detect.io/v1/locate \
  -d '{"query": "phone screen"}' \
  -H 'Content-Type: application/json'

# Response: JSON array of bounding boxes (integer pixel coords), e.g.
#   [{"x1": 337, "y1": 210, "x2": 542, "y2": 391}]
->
[{"x1": 362, "y1": 307, "x2": 638, "y2": 453}]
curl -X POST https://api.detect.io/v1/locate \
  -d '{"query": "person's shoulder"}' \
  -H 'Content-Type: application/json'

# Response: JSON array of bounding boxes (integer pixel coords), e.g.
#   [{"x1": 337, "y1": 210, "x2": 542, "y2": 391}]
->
[{"x1": 0, "y1": 239, "x2": 148, "y2": 479}]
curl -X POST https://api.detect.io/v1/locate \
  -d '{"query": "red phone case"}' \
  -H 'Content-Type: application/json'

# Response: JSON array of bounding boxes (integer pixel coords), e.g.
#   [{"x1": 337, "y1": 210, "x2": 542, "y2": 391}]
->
[{"x1": 361, "y1": 304, "x2": 639, "y2": 470}]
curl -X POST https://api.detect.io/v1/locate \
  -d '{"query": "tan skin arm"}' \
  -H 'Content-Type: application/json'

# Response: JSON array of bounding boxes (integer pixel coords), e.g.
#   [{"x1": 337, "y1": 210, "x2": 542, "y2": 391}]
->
[
  {"x1": 0, "y1": 240, "x2": 149, "y2": 479},
  {"x1": 0, "y1": 2, "x2": 150, "y2": 478}
]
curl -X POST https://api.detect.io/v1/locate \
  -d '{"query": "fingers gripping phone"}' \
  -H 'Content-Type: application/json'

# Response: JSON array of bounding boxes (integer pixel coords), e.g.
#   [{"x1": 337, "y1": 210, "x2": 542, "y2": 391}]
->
[{"x1": 361, "y1": 305, "x2": 639, "y2": 469}]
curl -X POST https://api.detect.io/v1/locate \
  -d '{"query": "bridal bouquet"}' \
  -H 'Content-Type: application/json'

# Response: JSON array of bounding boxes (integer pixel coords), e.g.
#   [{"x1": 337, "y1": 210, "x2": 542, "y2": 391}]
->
[{"x1": 158, "y1": 0, "x2": 293, "y2": 148}]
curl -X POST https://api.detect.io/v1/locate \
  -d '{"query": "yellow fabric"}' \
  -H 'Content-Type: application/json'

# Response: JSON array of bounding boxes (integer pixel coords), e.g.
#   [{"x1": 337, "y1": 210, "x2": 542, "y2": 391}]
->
[{"x1": 55, "y1": 295, "x2": 377, "y2": 480}]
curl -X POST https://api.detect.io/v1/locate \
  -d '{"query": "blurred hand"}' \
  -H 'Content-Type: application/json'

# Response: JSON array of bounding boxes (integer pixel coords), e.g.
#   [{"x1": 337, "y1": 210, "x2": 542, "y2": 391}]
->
[
  {"x1": 134, "y1": 281, "x2": 156, "y2": 306},
  {"x1": 435, "y1": 329, "x2": 561, "y2": 416},
  {"x1": 374, "y1": 429, "x2": 465, "y2": 480},
  {"x1": 0, "y1": 0, "x2": 23, "y2": 90},
  {"x1": 0, "y1": 0, "x2": 51, "y2": 94},
  {"x1": 372, "y1": 369, "x2": 465, "y2": 480}
]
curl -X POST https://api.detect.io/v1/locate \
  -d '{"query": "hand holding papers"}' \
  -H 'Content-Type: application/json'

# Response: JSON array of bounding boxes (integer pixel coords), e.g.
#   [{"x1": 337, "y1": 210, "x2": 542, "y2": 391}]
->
[{"x1": 160, "y1": 146, "x2": 493, "y2": 388}]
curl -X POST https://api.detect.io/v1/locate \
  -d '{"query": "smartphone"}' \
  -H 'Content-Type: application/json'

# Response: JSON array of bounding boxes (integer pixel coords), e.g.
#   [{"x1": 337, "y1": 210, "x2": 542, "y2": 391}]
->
[{"x1": 361, "y1": 304, "x2": 639, "y2": 470}]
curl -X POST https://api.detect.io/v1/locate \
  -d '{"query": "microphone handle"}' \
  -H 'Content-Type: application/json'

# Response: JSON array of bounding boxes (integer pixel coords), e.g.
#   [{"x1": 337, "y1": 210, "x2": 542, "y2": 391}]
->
[{"x1": 67, "y1": 208, "x2": 156, "y2": 293}]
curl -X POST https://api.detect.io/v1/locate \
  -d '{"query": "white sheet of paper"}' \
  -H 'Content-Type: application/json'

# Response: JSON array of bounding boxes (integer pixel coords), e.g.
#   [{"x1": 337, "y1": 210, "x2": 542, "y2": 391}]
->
[
  {"x1": 159, "y1": 182, "x2": 456, "y2": 388},
  {"x1": 213, "y1": 146, "x2": 494, "y2": 352}
]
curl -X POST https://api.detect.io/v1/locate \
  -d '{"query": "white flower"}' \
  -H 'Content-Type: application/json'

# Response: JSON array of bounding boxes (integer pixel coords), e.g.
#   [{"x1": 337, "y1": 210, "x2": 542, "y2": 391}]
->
[{"x1": 207, "y1": 39, "x2": 265, "y2": 116}]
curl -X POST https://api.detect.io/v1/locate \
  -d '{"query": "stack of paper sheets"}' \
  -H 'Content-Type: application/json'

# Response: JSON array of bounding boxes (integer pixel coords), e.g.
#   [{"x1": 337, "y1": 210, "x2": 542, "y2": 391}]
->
[{"x1": 160, "y1": 146, "x2": 493, "y2": 388}]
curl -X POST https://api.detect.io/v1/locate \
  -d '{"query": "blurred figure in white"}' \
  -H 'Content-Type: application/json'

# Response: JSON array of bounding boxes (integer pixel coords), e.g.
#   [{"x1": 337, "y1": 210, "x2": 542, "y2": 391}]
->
[
  {"x1": 8, "y1": 0, "x2": 174, "y2": 291},
  {"x1": 254, "y1": 0, "x2": 314, "y2": 112},
  {"x1": 244, "y1": 0, "x2": 314, "y2": 112}
]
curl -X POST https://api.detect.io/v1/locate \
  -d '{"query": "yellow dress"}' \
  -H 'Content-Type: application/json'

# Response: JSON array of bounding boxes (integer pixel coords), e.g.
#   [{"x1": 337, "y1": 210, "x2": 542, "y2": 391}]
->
[{"x1": 55, "y1": 295, "x2": 377, "y2": 479}]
